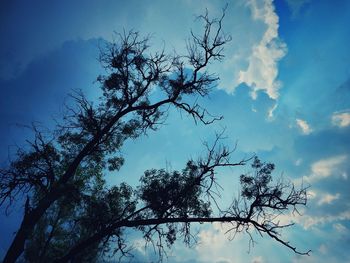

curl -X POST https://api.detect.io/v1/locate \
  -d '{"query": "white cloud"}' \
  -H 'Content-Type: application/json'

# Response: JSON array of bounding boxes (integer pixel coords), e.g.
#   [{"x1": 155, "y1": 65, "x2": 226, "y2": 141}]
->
[
  {"x1": 133, "y1": 238, "x2": 147, "y2": 255},
  {"x1": 308, "y1": 190, "x2": 317, "y2": 199},
  {"x1": 318, "y1": 244, "x2": 328, "y2": 255},
  {"x1": 194, "y1": 222, "x2": 258, "y2": 263},
  {"x1": 294, "y1": 155, "x2": 347, "y2": 185},
  {"x1": 333, "y1": 223, "x2": 347, "y2": 233},
  {"x1": 285, "y1": 0, "x2": 311, "y2": 17},
  {"x1": 341, "y1": 172, "x2": 348, "y2": 180},
  {"x1": 237, "y1": 0, "x2": 287, "y2": 100},
  {"x1": 267, "y1": 103, "x2": 278, "y2": 120},
  {"x1": 307, "y1": 155, "x2": 347, "y2": 183},
  {"x1": 195, "y1": 223, "x2": 238, "y2": 263},
  {"x1": 279, "y1": 209, "x2": 350, "y2": 230},
  {"x1": 302, "y1": 211, "x2": 350, "y2": 229},
  {"x1": 296, "y1": 118, "x2": 312, "y2": 135},
  {"x1": 292, "y1": 256, "x2": 318, "y2": 263},
  {"x1": 331, "y1": 111, "x2": 350, "y2": 127},
  {"x1": 295, "y1": 158, "x2": 303, "y2": 166},
  {"x1": 317, "y1": 193, "x2": 340, "y2": 206},
  {"x1": 252, "y1": 256, "x2": 264, "y2": 263}
]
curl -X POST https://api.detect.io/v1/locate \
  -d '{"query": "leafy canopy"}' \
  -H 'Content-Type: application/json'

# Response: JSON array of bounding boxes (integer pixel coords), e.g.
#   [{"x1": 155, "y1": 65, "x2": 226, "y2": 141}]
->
[{"x1": 0, "y1": 7, "x2": 310, "y2": 263}]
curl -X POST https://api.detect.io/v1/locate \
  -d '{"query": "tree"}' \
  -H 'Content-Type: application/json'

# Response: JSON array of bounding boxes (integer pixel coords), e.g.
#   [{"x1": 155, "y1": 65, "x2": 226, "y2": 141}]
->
[{"x1": 0, "y1": 8, "x2": 310, "y2": 263}]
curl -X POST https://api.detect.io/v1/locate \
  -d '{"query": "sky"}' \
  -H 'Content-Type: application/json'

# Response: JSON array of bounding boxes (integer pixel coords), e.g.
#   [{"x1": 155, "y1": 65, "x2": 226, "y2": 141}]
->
[{"x1": 0, "y1": 0, "x2": 349, "y2": 262}]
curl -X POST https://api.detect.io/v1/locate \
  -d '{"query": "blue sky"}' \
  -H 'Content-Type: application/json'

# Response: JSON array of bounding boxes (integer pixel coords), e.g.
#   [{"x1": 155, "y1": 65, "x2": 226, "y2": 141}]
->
[{"x1": 1, "y1": 0, "x2": 350, "y2": 262}]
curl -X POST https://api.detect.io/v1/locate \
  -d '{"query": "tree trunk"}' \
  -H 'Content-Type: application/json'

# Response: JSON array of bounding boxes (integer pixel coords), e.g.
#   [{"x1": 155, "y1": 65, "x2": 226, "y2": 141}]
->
[{"x1": 2, "y1": 193, "x2": 58, "y2": 263}]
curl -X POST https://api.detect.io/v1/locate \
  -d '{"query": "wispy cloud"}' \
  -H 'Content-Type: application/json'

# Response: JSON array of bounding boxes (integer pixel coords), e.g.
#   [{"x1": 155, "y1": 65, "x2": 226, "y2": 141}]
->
[
  {"x1": 252, "y1": 256, "x2": 264, "y2": 263},
  {"x1": 333, "y1": 223, "x2": 348, "y2": 233},
  {"x1": 295, "y1": 158, "x2": 303, "y2": 166},
  {"x1": 237, "y1": 0, "x2": 287, "y2": 100},
  {"x1": 195, "y1": 223, "x2": 238, "y2": 263},
  {"x1": 317, "y1": 192, "x2": 340, "y2": 206},
  {"x1": 318, "y1": 244, "x2": 328, "y2": 255},
  {"x1": 310, "y1": 155, "x2": 347, "y2": 181},
  {"x1": 302, "y1": 210, "x2": 350, "y2": 229},
  {"x1": 279, "y1": 209, "x2": 350, "y2": 230},
  {"x1": 285, "y1": 0, "x2": 311, "y2": 18},
  {"x1": 299, "y1": 155, "x2": 347, "y2": 184},
  {"x1": 331, "y1": 110, "x2": 350, "y2": 127},
  {"x1": 267, "y1": 103, "x2": 278, "y2": 120},
  {"x1": 296, "y1": 118, "x2": 312, "y2": 135},
  {"x1": 194, "y1": 222, "x2": 258, "y2": 263},
  {"x1": 307, "y1": 190, "x2": 317, "y2": 199}
]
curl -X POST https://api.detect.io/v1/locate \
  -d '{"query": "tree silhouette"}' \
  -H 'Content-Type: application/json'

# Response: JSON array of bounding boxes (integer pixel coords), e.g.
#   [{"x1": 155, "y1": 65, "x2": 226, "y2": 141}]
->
[{"x1": 0, "y1": 8, "x2": 310, "y2": 263}]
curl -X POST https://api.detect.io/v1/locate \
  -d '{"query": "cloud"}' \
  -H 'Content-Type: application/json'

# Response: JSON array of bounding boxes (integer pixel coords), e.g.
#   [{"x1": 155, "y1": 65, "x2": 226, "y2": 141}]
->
[
  {"x1": 285, "y1": 0, "x2": 311, "y2": 17},
  {"x1": 193, "y1": 222, "x2": 263, "y2": 263},
  {"x1": 307, "y1": 190, "x2": 317, "y2": 199},
  {"x1": 195, "y1": 223, "x2": 238, "y2": 263},
  {"x1": 318, "y1": 244, "x2": 328, "y2": 255},
  {"x1": 251, "y1": 256, "x2": 264, "y2": 263},
  {"x1": 333, "y1": 223, "x2": 348, "y2": 233},
  {"x1": 293, "y1": 155, "x2": 347, "y2": 186},
  {"x1": 317, "y1": 193, "x2": 340, "y2": 206},
  {"x1": 296, "y1": 118, "x2": 312, "y2": 135},
  {"x1": 267, "y1": 103, "x2": 278, "y2": 120},
  {"x1": 332, "y1": 110, "x2": 350, "y2": 127},
  {"x1": 307, "y1": 155, "x2": 347, "y2": 183},
  {"x1": 237, "y1": 0, "x2": 287, "y2": 100},
  {"x1": 279, "y1": 209, "x2": 350, "y2": 230},
  {"x1": 294, "y1": 126, "x2": 350, "y2": 162},
  {"x1": 302, "y1": 210, "x2": 350, "y2": 229},
  {"x1": 295, "y1": 158, "x2": 303, "y2": 166}
]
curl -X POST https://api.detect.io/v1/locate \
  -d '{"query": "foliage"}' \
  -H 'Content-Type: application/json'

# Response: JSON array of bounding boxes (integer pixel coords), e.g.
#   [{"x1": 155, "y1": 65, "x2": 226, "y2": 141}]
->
[{"x1": 0, "y1": 7, "x2": 309, "y2": 263}]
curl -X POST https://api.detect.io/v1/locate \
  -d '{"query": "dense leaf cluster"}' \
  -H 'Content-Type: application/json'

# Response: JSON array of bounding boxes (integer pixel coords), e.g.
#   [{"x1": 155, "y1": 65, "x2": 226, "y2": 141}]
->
[{"x1": 0, "y1": 7, "x2": 309, "y2": 263}]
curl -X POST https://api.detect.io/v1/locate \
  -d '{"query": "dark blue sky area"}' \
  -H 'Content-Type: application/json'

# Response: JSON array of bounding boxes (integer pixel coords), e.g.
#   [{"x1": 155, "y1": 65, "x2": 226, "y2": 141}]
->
[{"x1": 1, "y1": 1, "x2": 349, "y2": 262}]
